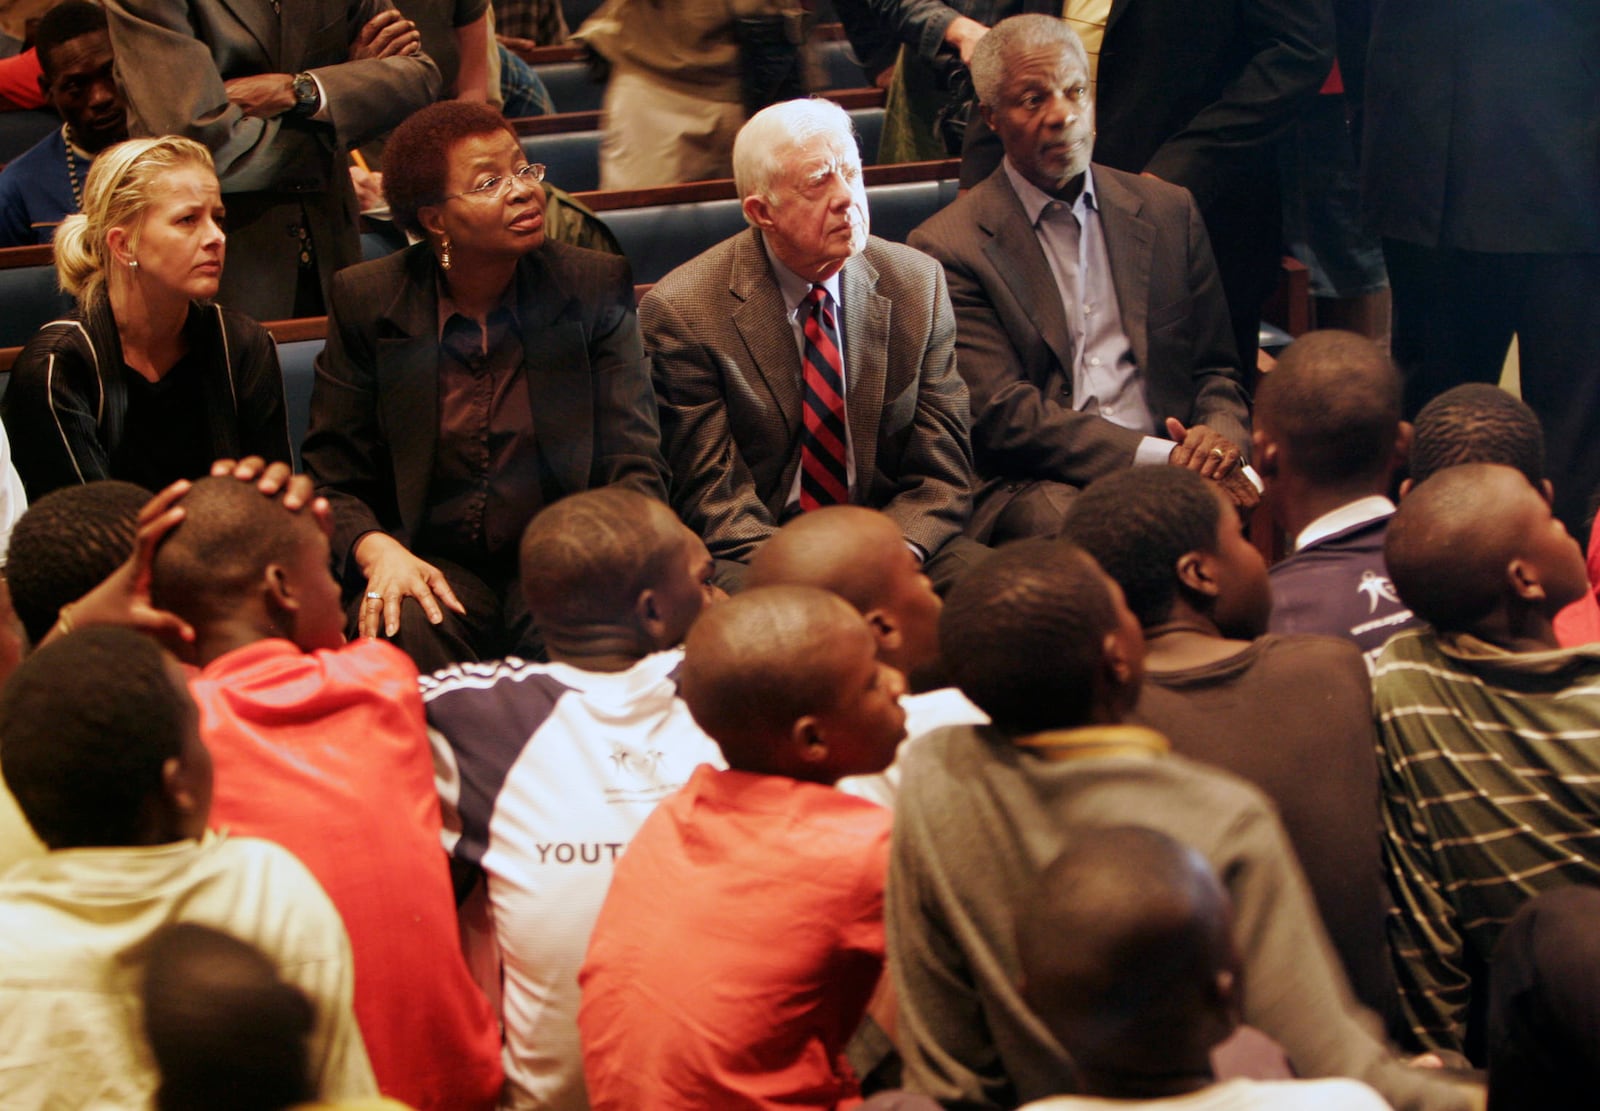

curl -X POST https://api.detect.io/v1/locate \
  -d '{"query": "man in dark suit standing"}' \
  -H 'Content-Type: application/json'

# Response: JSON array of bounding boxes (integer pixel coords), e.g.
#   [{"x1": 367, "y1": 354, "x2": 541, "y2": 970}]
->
[
  {"x1": 643, "y1": 97, "x2": 977, "y2": 591},
  {"x1": 104, "y1": 0, "x2": 440, "y2": 321},
  {"x1": 911, "y1": 17, "x2": 1253, "y2": 543},
  {"x1": 1362, "y1": 0, "x2": 1600, "y2": 539}
]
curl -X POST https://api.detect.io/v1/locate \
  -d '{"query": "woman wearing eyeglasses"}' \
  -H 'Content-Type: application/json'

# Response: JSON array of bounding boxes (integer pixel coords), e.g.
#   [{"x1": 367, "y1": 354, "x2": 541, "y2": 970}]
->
[{"x1": 301, "y1": 101, "x2": 668, "y2": 669}]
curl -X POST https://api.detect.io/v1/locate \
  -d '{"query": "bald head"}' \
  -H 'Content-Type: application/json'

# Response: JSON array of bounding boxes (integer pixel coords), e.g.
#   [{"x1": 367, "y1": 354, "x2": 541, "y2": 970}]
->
[
  {"x1": 1256, "y1": 330, "x2": 1402, "y2": 487},
  {"x1": 748, "y1": 507, "x2": 943, "y2": 686},
  {"x1": 1017, "y1": 826, "x2": 1237, "y2": 1087},
  {"x1": 1386, "y1": 464, "x2": 1586, "y2": 632},
  {"x1": 748, "y1": 507, "x2": 902, "y2": 611},
  {"x1": 680, "y1": 585, "x2": 903, "y2": 779}
]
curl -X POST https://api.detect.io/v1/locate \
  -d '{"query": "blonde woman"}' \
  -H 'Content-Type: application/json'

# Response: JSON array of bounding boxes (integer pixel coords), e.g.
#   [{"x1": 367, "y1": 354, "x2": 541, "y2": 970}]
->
[{"x1": 2, "y1": 136, "x2": 290, "y2": 498}]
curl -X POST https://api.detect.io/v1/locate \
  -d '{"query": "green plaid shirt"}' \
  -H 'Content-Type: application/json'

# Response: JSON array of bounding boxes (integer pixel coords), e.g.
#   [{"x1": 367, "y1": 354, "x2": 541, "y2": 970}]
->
[{"x1": 1374, "y1": 627, "x2": 1600, "y2": 1054}]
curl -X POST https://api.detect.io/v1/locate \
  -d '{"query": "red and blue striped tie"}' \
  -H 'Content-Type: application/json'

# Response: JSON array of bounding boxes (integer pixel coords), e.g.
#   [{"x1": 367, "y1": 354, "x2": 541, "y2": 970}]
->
[{"x1": 800, "y1": 284, "x2": 849, "y2": 510}]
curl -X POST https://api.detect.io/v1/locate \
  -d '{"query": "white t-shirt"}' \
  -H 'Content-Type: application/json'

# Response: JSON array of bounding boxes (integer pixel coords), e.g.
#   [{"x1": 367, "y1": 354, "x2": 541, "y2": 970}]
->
[
  {"x1": 837, "y1": 686, "x2": 990, "y2": 808},
  {"x1": 423, "y1": 649, "x2": 726, "y2": 1111},
  {"x1": 1020, "y1": 1077, "x2": 1394, "y2": 1111},
  {"x1": 0, "y1": 832, "x2": 374, "y2": 1108}
]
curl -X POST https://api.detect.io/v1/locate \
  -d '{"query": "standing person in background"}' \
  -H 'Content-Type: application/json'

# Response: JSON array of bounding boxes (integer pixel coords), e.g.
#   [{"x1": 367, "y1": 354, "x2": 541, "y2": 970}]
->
[
  {"x1": 0, "y1": 0, "x2": 127, "y2": 246},
  {"x1": 571, "y1": 0, "x2": 805, "y2": 189},
  {"x1": 1362, "y1": 0, "x2": 1600, "y2": 540},
  {"x1": 104, "y1": 0, "x2": 440, "y2": 320}
]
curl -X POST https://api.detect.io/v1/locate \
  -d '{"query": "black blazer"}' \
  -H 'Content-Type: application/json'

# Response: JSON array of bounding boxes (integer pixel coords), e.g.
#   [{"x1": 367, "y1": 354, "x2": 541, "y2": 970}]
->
[
  {"x1": 2, "y1": 294, "x2": 291, "y2": 498},
  {"x1": 1361, "y1": 0, "x2": 1600, "y2": 253},
  {"x1": 300, "y1": 241, "x2": 669, "y2": 572}
]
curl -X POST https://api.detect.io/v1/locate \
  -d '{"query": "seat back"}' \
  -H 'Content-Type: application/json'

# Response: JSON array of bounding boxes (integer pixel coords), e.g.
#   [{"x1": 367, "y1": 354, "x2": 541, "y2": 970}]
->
[{"x1": 0, "y1": 264, "x2": 71, "y2": 347}]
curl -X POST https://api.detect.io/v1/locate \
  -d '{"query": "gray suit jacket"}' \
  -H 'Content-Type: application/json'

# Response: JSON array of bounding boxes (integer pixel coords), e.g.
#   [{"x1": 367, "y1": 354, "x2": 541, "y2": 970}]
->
[
  {"x1": 909, "y1": 163, "x2": 1249, "y2": 523},
  {"x1": 104, "y1": 0, "x2": 441, "y2": 320},
  {"x1": 643, "y1": 229, "x2": 975, "y2": 566},
  {"x1": 301, "y1": 241, "x2": 668, "y2": 572}
]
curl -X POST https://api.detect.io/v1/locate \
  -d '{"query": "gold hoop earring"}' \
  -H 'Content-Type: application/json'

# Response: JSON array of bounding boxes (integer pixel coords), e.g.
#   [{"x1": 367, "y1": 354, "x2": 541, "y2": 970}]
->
[{"x1": 439, "y1": 237, "x2": 451, "y2": 272}]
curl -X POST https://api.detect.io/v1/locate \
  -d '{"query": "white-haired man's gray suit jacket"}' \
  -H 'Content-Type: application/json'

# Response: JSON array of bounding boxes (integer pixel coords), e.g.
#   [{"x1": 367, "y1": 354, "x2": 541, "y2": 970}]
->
[{"x1": 643, "y1": 228, "x2": 976, "y2": 584}]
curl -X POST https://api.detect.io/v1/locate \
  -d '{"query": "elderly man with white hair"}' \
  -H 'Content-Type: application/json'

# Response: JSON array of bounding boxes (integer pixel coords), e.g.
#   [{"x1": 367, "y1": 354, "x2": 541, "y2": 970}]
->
[{"x1": 642, "y1": 96, "x2": 981, "y2": 592}]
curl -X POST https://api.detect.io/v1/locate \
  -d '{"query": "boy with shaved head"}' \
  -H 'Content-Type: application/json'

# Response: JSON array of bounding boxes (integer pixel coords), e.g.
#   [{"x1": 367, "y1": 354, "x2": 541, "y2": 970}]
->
[
  {"x1": 423, "y1": 486, "x2": 725, "y2": 1111},
  {"x1": 148, "y1": 476, "x2": 504, "y2": 1111},
  {"x1": 580, "y1": 585, "x2": 907, "y2": 1109},
  {"x1": 1253, "y1": 330, "x2": 1420, "y2": 654},
  {"x1": 1015, "y1": 826, "x2": 1389, "y2": 1109},
  {"x1": 746, "y1": 505, "x2": 987, "y2": 806},
  {"x1": 889, "y1": 539, "x2": 1472, "y2": 1111},
  {"x1": 1376, "y1": 463, "x2": 1600, "y2": 1059}
]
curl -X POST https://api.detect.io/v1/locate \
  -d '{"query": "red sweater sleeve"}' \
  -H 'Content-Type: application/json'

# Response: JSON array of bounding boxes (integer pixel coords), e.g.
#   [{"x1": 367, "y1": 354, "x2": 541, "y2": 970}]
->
[{"x1": 0, "y1": 50, "x2": 45, "y2": 111}]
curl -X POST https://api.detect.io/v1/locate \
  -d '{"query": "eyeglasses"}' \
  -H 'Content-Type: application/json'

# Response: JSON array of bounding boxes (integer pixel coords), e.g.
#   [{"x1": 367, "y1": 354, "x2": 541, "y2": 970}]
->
[{"x1": 440, "y1": 162, "x2": 547, "y2": 202}]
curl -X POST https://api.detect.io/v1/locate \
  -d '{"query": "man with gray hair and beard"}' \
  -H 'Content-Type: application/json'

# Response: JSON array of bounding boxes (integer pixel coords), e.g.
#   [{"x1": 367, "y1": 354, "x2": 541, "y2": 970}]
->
[
  {"x1": 642, "y1": 96, "x2": 980, "y2": 593},
  {"x1": 909, "y1": 15, "x2": 1252, "y2": 544}
]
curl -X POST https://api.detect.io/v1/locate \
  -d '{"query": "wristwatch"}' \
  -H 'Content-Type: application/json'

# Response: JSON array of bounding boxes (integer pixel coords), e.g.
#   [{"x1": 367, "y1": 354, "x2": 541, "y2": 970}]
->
[{"x1": 290, "y1": 72, "x2": 322, "y2": 117}]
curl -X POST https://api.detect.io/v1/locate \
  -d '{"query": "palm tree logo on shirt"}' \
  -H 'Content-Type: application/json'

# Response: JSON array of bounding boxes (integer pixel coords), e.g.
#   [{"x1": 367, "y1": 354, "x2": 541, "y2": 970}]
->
[
  {"x1": 1357, "y1": 570, "x2": 1401, "y2": 613},
  {"x1": 608, "y1": 744, "x2": 665, "y2": 778}
]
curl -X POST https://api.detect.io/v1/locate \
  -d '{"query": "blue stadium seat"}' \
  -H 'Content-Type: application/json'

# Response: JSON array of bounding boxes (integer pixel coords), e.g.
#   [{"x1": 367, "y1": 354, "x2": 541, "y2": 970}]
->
[
  {"x1": 361, "y1": 223, "x2": 408, "y2": 261},
  {"x1": 524, "y1": 105, "x2": 883, "y2": 193},
  {"x1": 536, "y1": 61, "x2": 603, "y2": 113},
  {"x1": 522, "y1": 129, "x2": 602, "y2": 193},
  {"x1": 274, "y1": 337, "x2": 324, "y2": 467},
  {"x1": 0, "y1": 264, "x2": 71, "y2": 347},
  {"x1": 0, "y1": 110, "x2": 59, "y2": 165},
  {"x1": 601, "y1": 198, "x2": 749, "y2": 285},
  {"x1": 598, "y1": 175, "x2": 957, "y2": 284},
  {"x1": 849, "y1": 107, "x2": 884, "y2": 166},
  {"x1": 815, "y1": 38, "x2": 868, "y2": 91}
]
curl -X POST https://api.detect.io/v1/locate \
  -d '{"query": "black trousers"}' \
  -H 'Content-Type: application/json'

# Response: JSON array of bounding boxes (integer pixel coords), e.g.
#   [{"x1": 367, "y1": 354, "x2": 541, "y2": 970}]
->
[
  {"x1": 345, "y1": 553, "x2": 544, "y2": 674},
  {"x1": 1385, "y1": 239, "x2": 1600, "y2": 537}
]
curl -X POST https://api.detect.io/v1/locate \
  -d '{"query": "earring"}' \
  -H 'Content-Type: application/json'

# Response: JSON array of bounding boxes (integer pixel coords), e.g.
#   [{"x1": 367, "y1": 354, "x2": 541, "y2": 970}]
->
[
  {"x1": 127, "y1": 258, "x2": 139, "y2": 271},
  {"x1": 439, "y1": 237, "x2": 451, "y2": 272}
]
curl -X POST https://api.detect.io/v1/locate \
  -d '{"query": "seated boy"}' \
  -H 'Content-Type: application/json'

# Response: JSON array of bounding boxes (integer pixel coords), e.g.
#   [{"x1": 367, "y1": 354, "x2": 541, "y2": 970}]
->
[
  {"x1": 1404, "y1": 383, "x2": 1600, "y2": 645},
  {"x1": 1377, "y1": 463, "x2": 1600, "y2": 1058},
  {"x1": 147, "y1": 476, "x2": 503, "y2": 1111},
  {"x1": 746, "y1": 504, "x2": 988, "y2": 807},
  {"x1": 889, "y1": 540, "x2": 1471, "y2": 1111},
  {"x1": 1252, "y1": 330, "x2": 1420, "y2": 654},
  {"x1": 0, "y1": 626, "x2": 374, "y2": 1105},
  {"x1": 423, "y1": 486, "x2": 726, "y2": 1111},
  {"x1": 1015, "y1": 826, "x2": 1389, "y2": 1110},
  {"x1": 1061, "y1": 466, "x2": 1395, "y2": 1028},
  {"x1": 578, "y1": 585, "x2": 908, "y2": 1109},
  {"x1": 4, "y1": 478, "x2": 148, "y2": 645}
]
